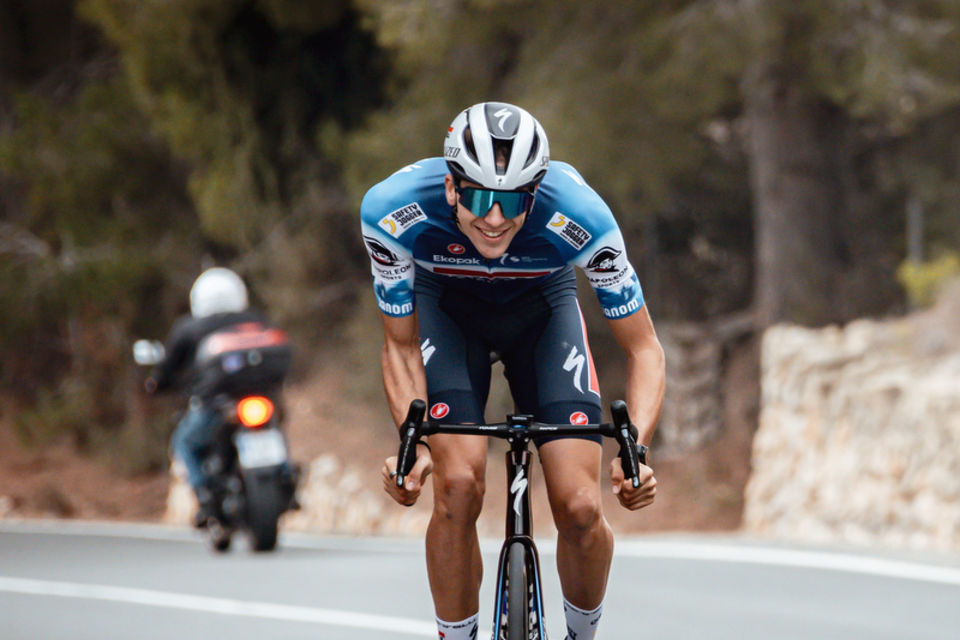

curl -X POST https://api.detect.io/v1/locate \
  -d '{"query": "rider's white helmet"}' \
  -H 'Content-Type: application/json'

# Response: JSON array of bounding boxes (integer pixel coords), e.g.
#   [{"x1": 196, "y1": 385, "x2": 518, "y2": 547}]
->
[
  {"x1": 444, "y1": 102, "x2": 550, "y2": 191},
  {"x1": 189, "y1": 267, "x2": 248, "y2": 318}
]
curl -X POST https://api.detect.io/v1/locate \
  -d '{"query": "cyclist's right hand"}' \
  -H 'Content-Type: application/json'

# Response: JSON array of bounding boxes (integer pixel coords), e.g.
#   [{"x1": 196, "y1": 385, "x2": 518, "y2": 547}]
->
[{"x1": 382, "y1": 442, "x2": 433, "y2": 507}]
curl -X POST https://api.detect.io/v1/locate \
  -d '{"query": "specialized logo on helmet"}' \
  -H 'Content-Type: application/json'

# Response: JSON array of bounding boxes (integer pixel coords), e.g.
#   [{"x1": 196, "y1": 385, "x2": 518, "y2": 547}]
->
[
  {"x1": 494, "y1": 108, "x2": 513, "y2": 132},
  {"x1": 363, "y1": 236, "x2": 400, "y2": 266},
  {"x1": 586, "y1": 247, "x2": 622, "y2": 273},
  {"x1": 430, "y1": 402, "x2": 450, "y2": 419},
  {"x1": 485, "y1": 103, "x2": 520, "y2": 136},
  {"x1": 546, "y1": 212, "x2": 592, "y2": 249},
  {"x1": 569, "y1": 411, "x2": 589, "y2": 425},
  {"x1": 379, "y1": 202, "x2": 426, "y2": 238}
]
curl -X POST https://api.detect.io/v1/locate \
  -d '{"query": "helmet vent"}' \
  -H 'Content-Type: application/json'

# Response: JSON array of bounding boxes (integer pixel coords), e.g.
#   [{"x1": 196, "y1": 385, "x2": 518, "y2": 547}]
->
[
  {"x1": 524, "y1": 133, "x2": 540, "y2": 169},
  {"x1": 462, "y1": 125, "x2": 479, "y2": 164},
  {"x1": 494, "y1": 139, "x2": 514, "y2": 176}
]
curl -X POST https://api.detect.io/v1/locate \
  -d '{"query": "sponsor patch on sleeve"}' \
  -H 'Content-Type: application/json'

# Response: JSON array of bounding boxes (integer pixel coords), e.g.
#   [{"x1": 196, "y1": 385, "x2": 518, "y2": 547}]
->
[
  {"x1": 379, "y1": 202, "x2": 427, "y2": 238},
  {"x1": 546, "y1": 212, "x2": 592, "y2": 249},
  {"x1": 584, "y1": 245, "x2": 635, "y2": 289}
]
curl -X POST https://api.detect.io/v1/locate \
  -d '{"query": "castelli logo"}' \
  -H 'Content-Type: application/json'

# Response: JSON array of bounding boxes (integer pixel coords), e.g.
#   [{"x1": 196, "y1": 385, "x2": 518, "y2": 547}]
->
[
  {"x1": 569, "y1": 411, "x2": 589, "y2": 425},
  {"x1": 448, "y1": 243, "x2": 466, "y2": 255},
  {"x1": 430, "y1": 403, "x2": 450, "y2": 419}
]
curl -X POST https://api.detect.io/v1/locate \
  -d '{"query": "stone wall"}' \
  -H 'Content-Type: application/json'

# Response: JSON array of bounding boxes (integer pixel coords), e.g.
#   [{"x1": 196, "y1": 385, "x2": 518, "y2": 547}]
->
[
  {"x1": 743, "y1": 284, "x2": 960, "y2": 551},
  {"x1": 164, "y1": 454, "x2": 431, "y2": 536}
]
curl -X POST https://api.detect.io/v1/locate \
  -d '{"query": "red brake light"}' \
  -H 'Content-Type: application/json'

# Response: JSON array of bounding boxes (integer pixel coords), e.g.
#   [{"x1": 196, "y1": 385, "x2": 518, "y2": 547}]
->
[{"x1": 237, "y1": 396, "x2": 274, "y2": 428}]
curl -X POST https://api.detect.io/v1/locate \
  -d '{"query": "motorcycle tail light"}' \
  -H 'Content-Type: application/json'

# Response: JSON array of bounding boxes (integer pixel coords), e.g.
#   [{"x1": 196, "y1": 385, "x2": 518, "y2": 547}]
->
[{"x1": 237, "y1": 396, "x2": 274, "y2": 428}]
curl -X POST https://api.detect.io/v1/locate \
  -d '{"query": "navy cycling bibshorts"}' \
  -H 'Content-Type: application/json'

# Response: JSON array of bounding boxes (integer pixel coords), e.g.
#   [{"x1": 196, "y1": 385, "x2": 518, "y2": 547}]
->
[{"x1": 415, "y1": 267, "x2": 602, "y2": 445}]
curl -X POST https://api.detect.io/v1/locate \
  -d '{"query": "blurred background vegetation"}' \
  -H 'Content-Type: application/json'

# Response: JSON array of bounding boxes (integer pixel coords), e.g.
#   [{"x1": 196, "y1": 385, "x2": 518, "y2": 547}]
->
[{"x1": 2, "y1": 0, "x2": 959, "y2": 473}]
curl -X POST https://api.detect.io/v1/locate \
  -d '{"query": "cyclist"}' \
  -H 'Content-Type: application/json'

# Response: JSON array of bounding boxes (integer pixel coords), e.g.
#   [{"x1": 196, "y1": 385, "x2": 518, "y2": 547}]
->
[
  {"x1": 145, "y1": 267, "x2": 286, "y2": 526},
  {"x1": 361, "y1": 102, "x2": 665, "y2": 640}
]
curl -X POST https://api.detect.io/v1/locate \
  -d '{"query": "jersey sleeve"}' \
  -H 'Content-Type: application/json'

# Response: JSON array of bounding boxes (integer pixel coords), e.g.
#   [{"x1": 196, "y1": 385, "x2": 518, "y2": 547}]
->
[
  {"x1": 360, "y1": 175, "x2": 419, "y2": 318},
  {"x1": 575, "y1": 227, "x2": 645, "y2": 319},
  {"x1": 548, "y1": 164, "x2": 645, "y2": 319}
]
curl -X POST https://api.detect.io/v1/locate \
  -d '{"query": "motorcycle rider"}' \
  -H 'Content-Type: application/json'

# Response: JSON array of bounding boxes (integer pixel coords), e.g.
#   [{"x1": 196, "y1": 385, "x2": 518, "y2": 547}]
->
[{"x1": 145, "y1": 266, "x2": 288, "y2": 526}]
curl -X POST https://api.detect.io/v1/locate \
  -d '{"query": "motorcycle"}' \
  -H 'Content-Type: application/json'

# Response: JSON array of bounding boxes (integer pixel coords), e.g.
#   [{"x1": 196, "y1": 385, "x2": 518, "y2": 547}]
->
[{"x1": 133, "y1": 335, "x2": 299, "y2": 553}]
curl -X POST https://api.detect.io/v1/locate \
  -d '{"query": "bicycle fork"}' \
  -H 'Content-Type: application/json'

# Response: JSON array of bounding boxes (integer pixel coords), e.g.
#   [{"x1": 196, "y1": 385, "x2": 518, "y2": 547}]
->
[{"x1": 493, "y1": 436, "x2": 548, "y2": 640}]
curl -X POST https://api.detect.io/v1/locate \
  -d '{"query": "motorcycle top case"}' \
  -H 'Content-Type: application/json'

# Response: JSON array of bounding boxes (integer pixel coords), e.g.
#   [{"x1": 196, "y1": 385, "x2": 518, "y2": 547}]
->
[{"x1": 195, "y1": 321, "x2": 291, "y2": 394}]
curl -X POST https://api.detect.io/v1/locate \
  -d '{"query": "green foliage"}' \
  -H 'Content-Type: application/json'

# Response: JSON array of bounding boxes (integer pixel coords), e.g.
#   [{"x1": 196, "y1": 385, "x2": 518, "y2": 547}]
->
[
  {"x1": 897, "y1": 252, "x2": 960, "y2": 308},
  {"x1": 14, "y1": 386, "x2": 94, "y2": 448},
  {"x1": 81, "y1": 0, "x2": 388, "y2": 251}
]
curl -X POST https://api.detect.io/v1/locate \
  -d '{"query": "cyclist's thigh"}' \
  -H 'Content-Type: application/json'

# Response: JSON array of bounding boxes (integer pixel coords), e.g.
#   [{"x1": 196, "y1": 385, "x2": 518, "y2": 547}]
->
[
  {"x1": 416, "y1": 288, "x2": 490, "y2": 424},
  {"x1": 538, "y1": 437, "x2": 604, "y2": 518},
  {"x1": 534, "y1": 296, "x2": 601, "y2": 407},
  {"x1": 429, "y1": 431, "x2": 489, "y2": 493}
]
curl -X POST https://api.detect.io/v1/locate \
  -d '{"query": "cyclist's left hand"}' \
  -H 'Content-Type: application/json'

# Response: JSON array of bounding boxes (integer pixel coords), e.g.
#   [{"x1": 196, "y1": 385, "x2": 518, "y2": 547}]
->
[{"x1": 609, "y1": 459, "x2": 656, "y2": 510}]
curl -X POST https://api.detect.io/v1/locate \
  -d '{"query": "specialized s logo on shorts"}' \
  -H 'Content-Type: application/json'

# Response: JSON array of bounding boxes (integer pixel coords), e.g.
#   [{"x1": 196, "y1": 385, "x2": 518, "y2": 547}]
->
[
  {"x1": 563, "y1": 346, "x2": 596, "y2": 395},
  {"x1": 421, "y1": 338, "x2": 436, "y2": 366}
]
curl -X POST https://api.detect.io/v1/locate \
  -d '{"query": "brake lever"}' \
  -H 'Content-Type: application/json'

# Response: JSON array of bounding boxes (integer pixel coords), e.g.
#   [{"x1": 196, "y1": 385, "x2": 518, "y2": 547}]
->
[
  {"x1": 610, "y1": 400, "x2": 642, "y2": 489},
  {"x1": 396, "y1": 399, "x2": 426, "y2": 488}
]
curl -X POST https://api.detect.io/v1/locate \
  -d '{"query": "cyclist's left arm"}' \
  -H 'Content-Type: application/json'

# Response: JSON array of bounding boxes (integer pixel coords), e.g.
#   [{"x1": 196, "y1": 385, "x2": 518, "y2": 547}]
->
[
  {"x1": 605, "y1": 305, "x2": 663, "y2": 510},
  {"x1": 606, "y1": 305, "x2": 665, "y2": 447}
]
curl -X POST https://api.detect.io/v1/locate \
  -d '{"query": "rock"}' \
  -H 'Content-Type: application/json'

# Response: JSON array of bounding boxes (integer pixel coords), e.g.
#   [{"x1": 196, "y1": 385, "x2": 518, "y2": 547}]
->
[{"x1": 744, "y1": 285, "x2": 960, "y2": 551}]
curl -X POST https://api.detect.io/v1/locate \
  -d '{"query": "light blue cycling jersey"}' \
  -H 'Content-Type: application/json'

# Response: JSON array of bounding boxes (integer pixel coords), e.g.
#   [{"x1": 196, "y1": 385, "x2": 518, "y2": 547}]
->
[{"x1": 360, "y1": 157, "x2": 644, "y2": 319}]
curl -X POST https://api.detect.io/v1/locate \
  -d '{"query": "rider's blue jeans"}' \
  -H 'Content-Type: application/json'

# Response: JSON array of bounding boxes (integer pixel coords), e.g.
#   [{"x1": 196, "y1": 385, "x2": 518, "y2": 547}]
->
[{"x1": 170, "y1": 399, "x2": 218, "y2": 491}]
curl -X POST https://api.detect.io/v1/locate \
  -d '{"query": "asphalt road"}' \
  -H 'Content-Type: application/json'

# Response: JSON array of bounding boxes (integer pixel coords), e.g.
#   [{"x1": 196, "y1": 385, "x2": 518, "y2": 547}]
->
[{"x1": 1, "y1": 521, "x2": 958, "y2": 639}]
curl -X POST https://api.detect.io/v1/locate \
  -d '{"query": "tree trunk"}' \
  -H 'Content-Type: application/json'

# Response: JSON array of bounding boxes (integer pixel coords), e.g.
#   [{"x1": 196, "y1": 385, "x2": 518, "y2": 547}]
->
[{"x1": 743, "y1": 61, "x2": 850, "y2": 328}]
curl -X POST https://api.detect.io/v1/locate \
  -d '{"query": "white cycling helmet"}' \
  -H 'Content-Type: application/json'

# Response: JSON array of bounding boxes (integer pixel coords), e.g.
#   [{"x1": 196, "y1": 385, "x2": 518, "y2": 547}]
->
[
  {"x1": 189, "y1": 267, "x2": 248, "y2": 318},
  {"x1": 444, "y1": 101, "x2": 549, "y2": 191}
]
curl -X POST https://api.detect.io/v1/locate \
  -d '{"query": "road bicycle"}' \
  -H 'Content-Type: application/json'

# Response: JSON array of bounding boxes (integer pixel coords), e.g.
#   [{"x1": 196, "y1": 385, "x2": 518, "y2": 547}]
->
[{"x1": 395, "y1": 399, "x2": 646, "y2": 640}]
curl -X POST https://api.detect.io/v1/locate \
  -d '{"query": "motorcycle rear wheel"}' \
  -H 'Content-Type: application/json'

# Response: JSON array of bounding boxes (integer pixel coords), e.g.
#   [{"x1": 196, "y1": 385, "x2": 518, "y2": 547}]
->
[{"x1": 243, "y1": 470, "x2": 283, "y2": 551}]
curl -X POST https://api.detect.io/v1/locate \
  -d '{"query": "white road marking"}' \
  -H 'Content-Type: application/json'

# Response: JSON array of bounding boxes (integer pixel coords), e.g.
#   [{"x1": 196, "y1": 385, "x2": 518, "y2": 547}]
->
[
  {"x1": 2, "y1": 520, "x2": 959, "y2": 587},
  {"x1": 0, "y1": 576, "x2": 438, "y2": 637},
  {"x1": 614, "y1": 540, "x2": 960, "y2": 586}
]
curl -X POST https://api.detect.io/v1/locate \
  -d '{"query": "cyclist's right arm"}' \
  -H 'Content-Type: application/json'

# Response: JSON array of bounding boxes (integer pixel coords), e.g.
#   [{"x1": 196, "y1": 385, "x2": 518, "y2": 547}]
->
[
  {"x1": 380, "y1": 312, "x2": 428, "y2": 427},
  {"x1": 379, "y1": 311, "x2": 434, "y2": 506}
]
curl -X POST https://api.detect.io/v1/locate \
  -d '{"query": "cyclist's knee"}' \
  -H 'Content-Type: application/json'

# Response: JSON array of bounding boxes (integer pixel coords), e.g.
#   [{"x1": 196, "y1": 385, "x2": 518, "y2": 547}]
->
[
  {"x1": 434, "y1": 469, "x2": 485, "y2": 523},
  {"x1": 554, "y1": 489, "x2": 604, "y2": 540}
]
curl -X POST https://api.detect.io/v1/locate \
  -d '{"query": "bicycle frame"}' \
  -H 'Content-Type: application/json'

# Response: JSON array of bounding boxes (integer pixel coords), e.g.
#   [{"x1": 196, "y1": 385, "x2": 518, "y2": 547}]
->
[{"x1": 395, "y1": 400, "x2": 643, "y2": 640}]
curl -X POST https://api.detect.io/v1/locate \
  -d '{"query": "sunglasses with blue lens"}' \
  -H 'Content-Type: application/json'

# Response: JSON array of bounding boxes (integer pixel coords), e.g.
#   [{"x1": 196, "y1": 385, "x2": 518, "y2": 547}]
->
[{"x1": 456, "y1": 186, "x2": 536, "y2": 220}]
